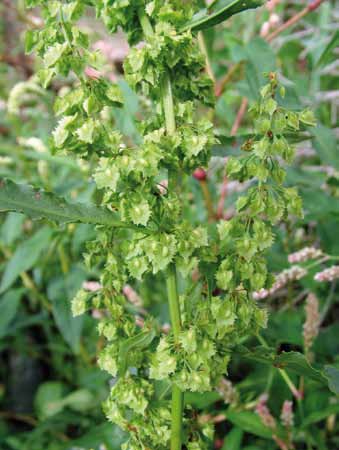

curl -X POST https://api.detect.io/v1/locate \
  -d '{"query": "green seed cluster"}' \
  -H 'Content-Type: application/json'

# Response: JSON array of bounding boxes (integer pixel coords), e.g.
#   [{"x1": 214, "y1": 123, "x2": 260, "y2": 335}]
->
[{"x1": 26, "y1": 1, "x2": 315, "y2": 448}]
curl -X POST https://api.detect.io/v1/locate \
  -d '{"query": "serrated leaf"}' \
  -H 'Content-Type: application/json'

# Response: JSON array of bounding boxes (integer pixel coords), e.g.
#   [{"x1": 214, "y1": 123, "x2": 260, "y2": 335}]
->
[
  {"x1": 0, "y1": 178, "x2": 128, "y2": 228},
  {"x1": 182, "y1": 0, "x2": 264, "y2": 32}
]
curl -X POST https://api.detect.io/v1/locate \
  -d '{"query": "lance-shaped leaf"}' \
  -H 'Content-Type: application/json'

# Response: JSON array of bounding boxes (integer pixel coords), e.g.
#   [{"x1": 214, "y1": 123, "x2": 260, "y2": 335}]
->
[
  {"x1": 118, "y1": 328, "x2": 156, "y2": 375},
  {"x1": 237, "y1": 346, "x2": 339, "y2": 394},
  {"x1": 0, "y1": 178, "x2": 127, "y2": 228},
  {"x1": 182, "y1": 0, "x2": 264, "y2": 32}
]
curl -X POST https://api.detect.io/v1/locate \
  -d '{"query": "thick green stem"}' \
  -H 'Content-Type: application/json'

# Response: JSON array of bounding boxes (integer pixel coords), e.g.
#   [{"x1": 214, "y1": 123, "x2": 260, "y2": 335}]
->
[
  {"x1": 161, "y1": 74, "x2": 176, "y2": 135},
  {"x1": 162, "y1": 60, "x2": 184, "y2": 450},
  {"x1": 138, "y1": 11, "x2": 184, "y2": 450},
  {"x1": 166, "y1": 264, "x2": 182, "y2": 336},
  {"x1": 166, "y1": 264, "x2": 184, "y2": 450}
]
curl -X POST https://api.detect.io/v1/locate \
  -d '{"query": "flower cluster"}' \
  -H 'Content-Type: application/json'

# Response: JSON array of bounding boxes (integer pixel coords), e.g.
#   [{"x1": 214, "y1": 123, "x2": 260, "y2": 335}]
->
[
  {"x1": 314, "y1": 265, "x2": 339, "y2": 282},
  {"x1": 254, "y1": 265, "x2": 308, "y2": 300},
  {"x1": 256, "y1": 394, "x2": 295, "y2": 450},
  {"x1": 288, "y1": 246, "x2": 323, "y2": 264},
  {"x1": 149, "y1": 293, "x2": 266, "y2": 393},
  {"x1": 280, "y1": 400, "x2": 294, "y2": 428},
  {"x1": 303, "y1": 293, "x2": 320, "y2": 360},
  {"x1": 217, "y1": 378, "x2": 239, "y2": 405},
  {"x1": 255, "y1": 394, "x2": 276, "y2": 429},
  {"x1": 26, "y1": 1, "x2": 316, "y2": 448},
  {"x1": 222, "y1": 73, "x2": 315, "y2": 306}
]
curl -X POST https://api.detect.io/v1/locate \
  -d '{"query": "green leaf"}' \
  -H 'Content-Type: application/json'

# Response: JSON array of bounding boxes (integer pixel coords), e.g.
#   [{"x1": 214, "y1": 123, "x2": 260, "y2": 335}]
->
[
  {"x1": 61, "y1": 423, "x2": 126, "y2": 450},
  {"x1": 0, "y1": 212, "x2": 25, "y2": 246},
  {"x1": 118, "y1": 328, "x2": 156, "y2": 375},
  {"x1": 312, "y1": 125, "x2": 339, "y2": 170},
  {"x1": 34, "y1": 381, "x2": 66, "y2": 420},
  {"x1": 226, "y1": 409, "x2": 272, "y2": 439},
  {"x1": 182, "y1": 0, "x2": 264, "y2": 31},
  {"x1": 0, "y1": 226, "x2": 53, "y2": 294},
  {"x1": 274, "y1": 352, "x2": 325, "y2": 384},
  {"x1": 44, "y1": 42, "x2": 68, "y2": 68},
  {"x1": 47, "y1": 268, "x2": 86, "y2": 353},
  {"x1": 113, "y1": 80, "x2": 141, "y2": 142},
  {"x1": 63, "y1": 389, "x2": 95, "y2": 412},
  {"x1": 25, "y1": 30, "x2": 37, "y2": 54},
  {"x1": 323, "y1": 365, "x2": 339, "y2": 395},
  {"x1": 0, "y1": 178, "x2": 128, "y2": 228},
  {"x1": 244, "y1": 38, "x2": 276, "y2": 100},
  {"x1": 237, "y1": 347, "x2": 330, "y2": 386},
  {"x1": 184, "y1": 391, "x2": 221, "y2": 408},
  {"x1": 302, "y1": 403, "x2": 339, "y2": 428},
  {"x1": 316, "y1": 31, "x2": 339, "y2": 68},
  {"x1": 222, "y1": 427, "x2": 244, "y2": 450},
  {"x1": 0, "y1": 289, "x2": 24, "y2": 338},
  {"x1": 301, "y1": 189, "x2": 339, "y2": 220}
]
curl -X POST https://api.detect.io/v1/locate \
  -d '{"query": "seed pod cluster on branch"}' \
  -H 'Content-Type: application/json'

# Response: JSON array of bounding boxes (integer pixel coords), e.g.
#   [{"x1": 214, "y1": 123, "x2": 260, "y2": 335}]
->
[{"x1": 25, "y1": 1, "x2": 315, "y2": 449}]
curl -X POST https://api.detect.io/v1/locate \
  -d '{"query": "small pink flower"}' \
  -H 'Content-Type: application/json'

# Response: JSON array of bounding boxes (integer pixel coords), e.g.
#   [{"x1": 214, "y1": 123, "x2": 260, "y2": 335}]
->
[
  {"x1": 303, "y1": 293, "x2": 320, "y2": 357},
  {"x1": 217, "y1": 378, "x2": 238, "y2": 405},
  {"x1": 288, "y1": 246, "x2": 322, "y2": 264},
  {"x1": 83, "y1": 281, "x2": 102, "y2": 292},
  {"x1": 314, "y1": 265, "x2": 339, "y2": 282},
  {"x1": 253, "y1": 266, "x2": 307, "y2": 299},
  {"x1": 122, "y1": 284, "x2": 143, "y2": 307},
  {"x1": 85, "y1": 67, "x2": 102, "y2": 80},
  {"x1": 255, "y1": 394, "x2": 276, "y2": 429},
  {"x1": 281, "y1": 400, "x2": 294, "y2": 428}
]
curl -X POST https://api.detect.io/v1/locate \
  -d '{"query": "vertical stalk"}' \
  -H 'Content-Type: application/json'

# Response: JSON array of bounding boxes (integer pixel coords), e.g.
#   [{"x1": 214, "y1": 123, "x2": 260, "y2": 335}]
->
[
  {"x1": 166, "y1": 264, "x2": 184, "y2": 450},
  {"x1": 161, "y1": 61, "x2": 184, "y2": 450},
  {"x1": 138, "y1": 11, "x2": 184, "y2": 450}
]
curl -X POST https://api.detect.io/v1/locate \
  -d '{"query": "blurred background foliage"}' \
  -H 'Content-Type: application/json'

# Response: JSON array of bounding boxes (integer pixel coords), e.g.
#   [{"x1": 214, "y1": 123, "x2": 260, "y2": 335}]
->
[{"x1": 0, "y1": 1, "x2": 338, "y2": 449}]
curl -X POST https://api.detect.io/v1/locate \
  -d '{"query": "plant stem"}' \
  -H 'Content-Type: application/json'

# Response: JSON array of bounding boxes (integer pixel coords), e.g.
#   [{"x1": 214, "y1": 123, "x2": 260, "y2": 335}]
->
[
  {"x1": 138, "y1": 10, "x2": 184, "y2": 449},
  {"x1": 257, "y1": 334, "x2": 302, "y2": 400},
  {"x1": 200, "y1": 179, "x2": 215, "y2": 221},
  {"x1": 161, "y1": 74, "x2": 176, "y2": 136},
  {"x1": 197, "y1": 31, "x2": 215, "y2": 83},
  {"x1": 215, "y1": 61, "x2": 242, "y2": 97},
  {"x1": 320, "y1": 280, "x2": 336, "y2": 325},
  {"x1": 162, "y1": 68, "x2": 184, "y2": 450},
  {"x1": 167, "y1": 265, "x2": 184, "y2": 450},
  {"x1": 266, "y1": 0, "x2": 325, "y2": 42},
  {"x1": 166, "y1": 264, "x2": 181, "y2": 337}
]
